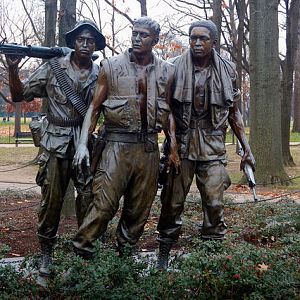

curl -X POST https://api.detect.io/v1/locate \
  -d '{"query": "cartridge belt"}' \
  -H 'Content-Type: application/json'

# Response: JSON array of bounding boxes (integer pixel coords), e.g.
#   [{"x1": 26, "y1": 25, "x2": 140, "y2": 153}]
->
[{"x1": 47, "y1": 114, "x2": 83, "y2": 127}]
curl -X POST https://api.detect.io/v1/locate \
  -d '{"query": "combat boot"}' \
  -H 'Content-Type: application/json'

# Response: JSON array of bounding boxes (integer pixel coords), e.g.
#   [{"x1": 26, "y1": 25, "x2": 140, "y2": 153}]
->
[
  {"x1": 156, "y1": 242, "x2": 172, "y2": 270},
  {"x1": 39, "y1": 242, "x2": 54, "y2": 277}
]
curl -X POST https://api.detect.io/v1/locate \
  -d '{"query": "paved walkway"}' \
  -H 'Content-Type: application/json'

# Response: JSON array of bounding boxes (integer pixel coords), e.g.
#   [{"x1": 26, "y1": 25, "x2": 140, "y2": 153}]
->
[
  {"x1": 0, "y1": 257, "x2": 25, "y2": 271},
  {"x1": 0, "y1": 143, "x2": 34, "y2": 147},
  {"x1": 1, "y1": 142, "x2": 300, "y2": 148},
  {"x1": 1, "y1": 142, "x2": 299, "y2": 201}
]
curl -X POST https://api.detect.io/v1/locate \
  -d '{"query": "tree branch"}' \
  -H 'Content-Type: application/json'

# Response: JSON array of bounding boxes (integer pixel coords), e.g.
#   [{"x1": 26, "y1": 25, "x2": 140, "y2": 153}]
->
[
  {"x1": 20, "y1": 0, "x2": 43, "y2": 44},
  {"x1": 104, "y1": 0, "x2": 134, "y2": 24}
]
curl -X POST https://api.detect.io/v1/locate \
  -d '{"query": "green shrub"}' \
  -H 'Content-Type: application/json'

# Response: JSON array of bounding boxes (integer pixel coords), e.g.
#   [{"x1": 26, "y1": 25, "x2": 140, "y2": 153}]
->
[
  {"x1": 0, "y1": 200, "x2": 299, "y2": 299},
  {"x1": 0, "y1": 244, "x2": 10, "y2": 259}
]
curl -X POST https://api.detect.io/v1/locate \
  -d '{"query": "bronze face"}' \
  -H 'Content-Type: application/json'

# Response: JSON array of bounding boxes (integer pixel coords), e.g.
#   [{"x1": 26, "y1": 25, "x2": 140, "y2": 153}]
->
[
  {"x1": 131, "y1": 25, "x2": 156, "y2": 55},
  {"x1": 74, "y1": 29, "x2": 96, "y2": 60},
  {"x1": 189, "y1": 27, "x2": 214, "y2": 59}
]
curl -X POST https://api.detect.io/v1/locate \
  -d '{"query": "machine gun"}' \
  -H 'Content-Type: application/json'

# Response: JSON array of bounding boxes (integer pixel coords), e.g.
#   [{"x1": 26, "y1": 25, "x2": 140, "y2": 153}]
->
[
  {"x1": 0, "y1": 41, "x2": 99, "y2": 60},
  {"x1": 237, "y1": 142, "x2": 258, "y2": 202}
]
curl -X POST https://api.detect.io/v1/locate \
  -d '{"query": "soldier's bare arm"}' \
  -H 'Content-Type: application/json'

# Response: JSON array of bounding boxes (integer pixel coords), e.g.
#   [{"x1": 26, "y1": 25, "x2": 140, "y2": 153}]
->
[
  {"x1": 163, "y1": 68, "x2": 180, "y2": 173},
  {"x1": 228, "y1": 102, "x2": 256, "y2": 170},
  {"x1": 6, "y1": 56, "x2": 24, "y2": 102},
  {"x1": 73, "y1": 68, "x2": 108, "y2": 166}
]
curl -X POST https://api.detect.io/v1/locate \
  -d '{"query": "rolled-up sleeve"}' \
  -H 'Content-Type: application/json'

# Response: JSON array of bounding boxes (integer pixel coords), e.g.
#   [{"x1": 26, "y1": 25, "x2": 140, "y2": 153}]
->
[{"x1": 23, "y1": 63, "x2": 50, "y2": 101}]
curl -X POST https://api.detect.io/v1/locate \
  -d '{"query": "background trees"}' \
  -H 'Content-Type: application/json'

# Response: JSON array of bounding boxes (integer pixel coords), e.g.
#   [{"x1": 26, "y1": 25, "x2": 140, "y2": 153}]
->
[
  {"x1": 249, "y1": 0, "x2": 289, "y2": 184},
  {"x1": 279, "y1": 0, "x2": 300, "y2": 166},
  {"x1": 0, "y1": 0, "x2": 299, "y2": 185}
]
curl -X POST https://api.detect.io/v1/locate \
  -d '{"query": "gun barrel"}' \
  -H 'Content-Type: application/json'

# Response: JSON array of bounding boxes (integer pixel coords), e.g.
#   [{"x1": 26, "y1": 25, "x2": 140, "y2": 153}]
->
[
  {"x1": 0, "y1": 42, "x2": 100, "y2": 61},
  {"x1": 244, "y1": 163, "x2": 256, "y2": 188},
  {"x1": 252, "y1": 187, "x2": 258, "y2": 202},
  {"x1": 0, "y1": 42, "x2": 68, "y2": 59},
  {"x1": 27, "y1": 45, "x2": 65, "y2": 59}
]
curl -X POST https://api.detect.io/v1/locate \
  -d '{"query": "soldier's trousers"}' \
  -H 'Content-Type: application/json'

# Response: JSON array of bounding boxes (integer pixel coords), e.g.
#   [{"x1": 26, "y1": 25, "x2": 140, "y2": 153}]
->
[
  {"x1": 73, "y1": 142, "x2": 159, "y2": 256},
  {"x1": 36, "y1": 152, "x2": 93, "y2": 245},
  {"x1": 157, "y1": 159, "x2": 231, "y2": 244}
]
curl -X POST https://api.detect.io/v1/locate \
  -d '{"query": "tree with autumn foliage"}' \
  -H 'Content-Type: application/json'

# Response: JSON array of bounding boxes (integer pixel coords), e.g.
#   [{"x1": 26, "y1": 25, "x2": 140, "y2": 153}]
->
[
  {"x1": 154, "y1": 32, "x2": 185, "y2": 60},
  {"x1": 6, "y1": 99, "x2": 41, "y2": 121}
]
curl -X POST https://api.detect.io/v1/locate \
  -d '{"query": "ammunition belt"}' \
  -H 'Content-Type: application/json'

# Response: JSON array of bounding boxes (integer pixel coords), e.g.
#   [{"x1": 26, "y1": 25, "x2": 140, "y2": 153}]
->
[
  {"x1": 47, "y1": 114, "x2": 83, "y2": 127},
  {"x1": 49, "y1": 58, "x2": 88, "y2": 117}
]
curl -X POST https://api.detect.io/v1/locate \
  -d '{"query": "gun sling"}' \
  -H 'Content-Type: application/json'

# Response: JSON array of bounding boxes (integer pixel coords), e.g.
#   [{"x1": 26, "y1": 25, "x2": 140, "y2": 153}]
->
[{"x1": 49, "y1": 58, "x2": 88, "y2": 117}]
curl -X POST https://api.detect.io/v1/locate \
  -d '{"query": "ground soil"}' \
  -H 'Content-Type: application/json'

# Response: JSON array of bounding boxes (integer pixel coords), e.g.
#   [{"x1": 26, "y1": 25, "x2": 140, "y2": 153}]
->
[{"x1": 0, "y1": 144, "x2": 300, "y2": 258}]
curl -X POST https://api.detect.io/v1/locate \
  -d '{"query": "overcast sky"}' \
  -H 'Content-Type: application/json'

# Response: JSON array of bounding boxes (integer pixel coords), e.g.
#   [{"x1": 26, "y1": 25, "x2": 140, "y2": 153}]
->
[{"x1": 1, "y1": 0, "x2": 286, "y2": 57}]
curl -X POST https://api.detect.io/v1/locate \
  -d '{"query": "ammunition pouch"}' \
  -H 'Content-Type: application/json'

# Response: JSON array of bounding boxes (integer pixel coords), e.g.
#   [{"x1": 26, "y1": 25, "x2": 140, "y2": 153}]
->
[{"x1": 29, "y1": 115, "x2": 46, "y2": 147}]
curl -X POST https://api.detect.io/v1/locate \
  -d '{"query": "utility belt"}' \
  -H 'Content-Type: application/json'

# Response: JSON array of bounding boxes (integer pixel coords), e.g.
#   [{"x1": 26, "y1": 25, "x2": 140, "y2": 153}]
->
[
  {"x1": 190, "y1": 117, "x2": 212, "y2": 129},
  {"x1": 105, "y1": 131, "x2": 158, "y2": 152},
  {"x1": 47, "y1": 114, "x2": 83, "y2": 127}
]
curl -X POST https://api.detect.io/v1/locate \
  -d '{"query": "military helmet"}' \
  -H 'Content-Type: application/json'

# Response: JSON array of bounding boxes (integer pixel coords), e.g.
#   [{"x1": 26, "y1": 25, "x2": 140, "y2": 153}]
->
[{"x1": 65, "y1": 19, "x2": 106, "y2": 51}]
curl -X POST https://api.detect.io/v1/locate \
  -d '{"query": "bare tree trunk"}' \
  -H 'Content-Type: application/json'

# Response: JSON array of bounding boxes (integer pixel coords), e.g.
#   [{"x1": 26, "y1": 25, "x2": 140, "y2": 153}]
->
[
  {"x1": 139, "y1": 0, "x2": 147, "y2": 16},
  {"x1": 280, "y1": 62, "x2": 294, "y2": 166},
  {"x1": 292, "y1": 13, "x2": 300, "y2": 132},
  {"x1": 58, "y1": 0, "x2": 77, "y2": 216},
  {"x1": 58, "y1": 0, "x2": 77, "y2": 47},
  {"x1": 236, "y1": 0, "x2": 246, "y2": 91},
  {"x1": 212, "y1": 0, "x2": 222, "y2": 52},
  {"x1": 111, "y1": 1, "x2": 116, "y2": 56},
  {"x1": 228, "y1": 0, "x2": 237, "y2": 58},
  {"x1": 44, "y1": 0, "x2": 57, "y2": 47},
  {"x1": 280, "y1": 0, "x2": 300, "y2": 166},
  {"x1": 242, "y1": 72, "x2": 249, "y2": 126},
  {"x1": 14, "y1": 102, "x2": 21, "y2": 136},
  {"x1": 249, "y1": 0, "x2": 289, "y2": 184},
  {"x1": 42, "y1": 0, "x2": 57, "y2": 115},
  {"x1": 235, "y1": 0, "x2": 246, "y2": 143},
  {"x1": 293, "y1": 41, "x2": 300, "y2": 132}
]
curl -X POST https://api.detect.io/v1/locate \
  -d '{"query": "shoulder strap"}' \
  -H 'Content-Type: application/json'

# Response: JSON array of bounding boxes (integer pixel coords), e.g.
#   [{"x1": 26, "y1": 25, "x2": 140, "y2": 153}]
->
[{"x1": 49, "y1": 58, "x2": 88, "y2": 117}]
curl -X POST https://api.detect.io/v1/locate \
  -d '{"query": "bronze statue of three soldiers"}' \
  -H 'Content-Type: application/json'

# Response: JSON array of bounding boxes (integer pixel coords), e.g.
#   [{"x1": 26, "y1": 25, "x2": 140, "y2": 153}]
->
[{"x1": 7, "y1": 16, "x2": 255, "y2": 275}]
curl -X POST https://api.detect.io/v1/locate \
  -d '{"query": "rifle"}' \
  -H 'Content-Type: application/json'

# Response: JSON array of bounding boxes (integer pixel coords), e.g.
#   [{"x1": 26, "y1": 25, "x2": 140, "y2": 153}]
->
[
  {"x1": 237, "y1": 142, "x2": 258, "y2": 202},
  {"x1": 0, "y1": 41, "x2": 99, "y2": 60},
  {"x1": 89, "y1": 129, "x2": 106, "y2": 175}
]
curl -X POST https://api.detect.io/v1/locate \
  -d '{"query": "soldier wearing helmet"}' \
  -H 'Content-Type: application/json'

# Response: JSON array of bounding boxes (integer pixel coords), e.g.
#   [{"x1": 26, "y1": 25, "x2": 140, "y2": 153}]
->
[{"x1": 6, "y1": 20, "x2": 105, "y2": 279}]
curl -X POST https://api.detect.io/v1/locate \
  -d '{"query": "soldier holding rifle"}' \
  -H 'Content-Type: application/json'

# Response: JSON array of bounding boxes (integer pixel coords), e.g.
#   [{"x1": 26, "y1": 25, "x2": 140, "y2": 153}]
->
[
  {"x1": 156, "y1": 20, "x2": 256, "y2": 270},
  {"x1": 6, "y1": 20, "x2": 105, "y2": 279}
]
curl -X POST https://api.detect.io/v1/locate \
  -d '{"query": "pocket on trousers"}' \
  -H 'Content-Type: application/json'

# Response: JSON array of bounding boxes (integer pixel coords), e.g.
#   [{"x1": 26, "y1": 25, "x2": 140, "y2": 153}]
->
[
  {"x1": 36, "y1": 151, "x2": 50, "y2": 186},
  {"x1": 221, "y1": 164, "x2": 231, "y2": 190}
]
